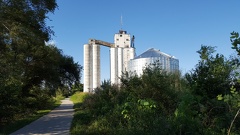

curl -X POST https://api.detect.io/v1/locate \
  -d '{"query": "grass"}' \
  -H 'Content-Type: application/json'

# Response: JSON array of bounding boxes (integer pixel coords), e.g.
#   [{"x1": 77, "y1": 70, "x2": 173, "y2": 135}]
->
[
  {"x1": 70, "y1": 92, "x2": 91, "y2": 135},
  {"x1": 70, "y1": 91, "x2": 88, "y2": 104},
  {"x1": 0, "y1": 99, "x2": 62, "y2": 135}
]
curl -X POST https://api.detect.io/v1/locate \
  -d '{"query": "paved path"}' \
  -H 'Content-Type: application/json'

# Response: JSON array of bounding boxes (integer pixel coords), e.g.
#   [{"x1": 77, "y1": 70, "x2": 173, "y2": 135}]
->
[{"x1": 10, "y1": 98, "x2": 74, "y2": 135}]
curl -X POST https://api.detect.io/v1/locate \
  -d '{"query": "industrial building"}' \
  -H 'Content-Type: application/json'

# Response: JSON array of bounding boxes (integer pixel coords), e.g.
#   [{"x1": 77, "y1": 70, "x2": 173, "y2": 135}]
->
[
  {"x1": 128, "y1": 48, "x2": 179, "y2": 76},
  {"x1": 83, "y1": 30, "x2": 179, "y2": 92},
  {"x1": 110, "y1": 30, "x2": 135, "y2": 85},
  {"x1": 83, "y1": 30, "x2": 135, "y2": 92}
]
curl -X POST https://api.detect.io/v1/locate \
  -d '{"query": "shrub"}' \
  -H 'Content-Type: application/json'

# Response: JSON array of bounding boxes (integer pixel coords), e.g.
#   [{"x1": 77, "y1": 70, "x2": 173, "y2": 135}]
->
[
  {"x1": 0, "y1": 77, "x2": 22, "y2": 124},
  {"x1": 72, "y1": 66, "x2": 183, "y2": 134}
]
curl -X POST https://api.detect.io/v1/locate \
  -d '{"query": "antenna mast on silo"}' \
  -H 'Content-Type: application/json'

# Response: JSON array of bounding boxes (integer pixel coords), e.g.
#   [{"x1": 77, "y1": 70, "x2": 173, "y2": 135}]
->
[{"x1": 120, "y1": 14, "x2": 123, "y2": 30}]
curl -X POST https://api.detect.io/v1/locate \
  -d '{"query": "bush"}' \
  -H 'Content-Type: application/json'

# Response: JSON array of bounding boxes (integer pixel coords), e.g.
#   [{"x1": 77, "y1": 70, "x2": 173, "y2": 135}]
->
[
  {"x1": 54, "y1": 88, "x2": 66, "y2": 101},
  {"x1": 0, "y1": 77, "x2": 22, "y2": 124},
  {"x1": 71, "y1": 66, "x2": 183, "y2": 135},
  {"x1": 21, "y1": 86, "x2": 55, "y2": 110}
]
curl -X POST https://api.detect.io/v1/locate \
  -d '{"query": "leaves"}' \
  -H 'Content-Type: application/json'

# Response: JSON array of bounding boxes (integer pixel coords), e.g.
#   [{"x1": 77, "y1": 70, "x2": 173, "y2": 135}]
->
[
  {"x1": 186, "y1": 45, "x2": 233, "y2": 99},
  {"x1": 217, "y1": 94, "x2": 223, "y2": 100},
  {"x1": 0, "y1": 0, "x2": 82, "y2": 125},
  {"x1": 230, "y1": 31, "x2": 240, "y2": 55}
]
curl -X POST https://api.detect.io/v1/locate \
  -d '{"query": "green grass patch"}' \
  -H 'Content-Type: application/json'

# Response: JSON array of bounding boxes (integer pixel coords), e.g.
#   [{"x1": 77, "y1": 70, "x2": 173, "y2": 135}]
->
[
  {"x1": 70, "y1": 92, "x2": 92, "y2": 134},
  {"x1": 0, "y1": 100, "x2": 62, "y2": 135},
  {"x1": 70, "y1": 92, "x2": 88, "y2": 104}
]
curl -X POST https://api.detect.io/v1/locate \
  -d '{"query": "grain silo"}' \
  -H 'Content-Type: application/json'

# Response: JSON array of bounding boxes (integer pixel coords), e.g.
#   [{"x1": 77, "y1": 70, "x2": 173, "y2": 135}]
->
[
  {"x1": 83, "y1": 30, "x2": 135, "y2": 92},
  {"x1": 128, "y1": 48, "x2": 179, "y2": 76}
]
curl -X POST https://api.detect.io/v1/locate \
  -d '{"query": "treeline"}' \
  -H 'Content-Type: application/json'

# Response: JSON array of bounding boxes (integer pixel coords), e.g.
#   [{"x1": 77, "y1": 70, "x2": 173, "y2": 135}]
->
[
  {"x1": 71, "y1": 42, "x2": 240, "y2": 134},
  {"x1": 0, "y1": 0, "x2": 82, "y2": 125}
]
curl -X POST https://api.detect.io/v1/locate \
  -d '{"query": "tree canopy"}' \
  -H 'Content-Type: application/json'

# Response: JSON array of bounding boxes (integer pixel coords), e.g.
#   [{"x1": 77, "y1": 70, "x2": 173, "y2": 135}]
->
[{"x1": 0, "y1": 0, "x2": 82, "y2": 126}]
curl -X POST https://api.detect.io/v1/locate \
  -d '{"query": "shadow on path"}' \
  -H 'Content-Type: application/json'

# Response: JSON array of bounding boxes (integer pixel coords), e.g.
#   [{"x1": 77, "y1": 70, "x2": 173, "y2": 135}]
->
[{"x1": 10, "y1": 98, "x2": 74, "y2": 135}]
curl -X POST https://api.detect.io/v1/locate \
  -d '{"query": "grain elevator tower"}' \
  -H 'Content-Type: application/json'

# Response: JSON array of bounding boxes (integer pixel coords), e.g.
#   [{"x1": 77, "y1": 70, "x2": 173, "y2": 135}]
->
[{"x1": 110, "y1": 30, "x2": 135, "y2": 85}]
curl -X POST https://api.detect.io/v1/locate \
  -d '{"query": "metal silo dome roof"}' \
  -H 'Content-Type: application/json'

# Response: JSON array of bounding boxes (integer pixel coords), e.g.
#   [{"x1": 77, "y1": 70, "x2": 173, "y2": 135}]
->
[{"x1": 134, "y1": 48, "x2": 170, "y2": 59}]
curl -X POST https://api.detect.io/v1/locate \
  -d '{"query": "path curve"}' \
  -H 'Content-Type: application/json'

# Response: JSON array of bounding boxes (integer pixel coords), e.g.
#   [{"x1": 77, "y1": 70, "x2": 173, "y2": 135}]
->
[{"x1": 10, "y1": 98, "x2": 74, "y2": 135}]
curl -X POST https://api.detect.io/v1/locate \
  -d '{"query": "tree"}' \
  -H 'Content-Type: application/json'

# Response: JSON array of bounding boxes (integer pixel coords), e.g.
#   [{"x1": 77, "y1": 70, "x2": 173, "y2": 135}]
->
[
  {"x1": 0, "y1": 0, "x2": 58, "y2": 123},
  {"x1": 215, "y1": 31, "x2": 240, "y2": 135},
  {"x1": 0, "y1": 0, "x2": 57, "y2": 42},
  {"x1": 185, "y1": 45, "x2": 233, "y2": 99},
  {"x1": 184, "y1": 45, "x2": 235, "y2": 134},
  {"x1": 20, "y1": 44, "x2": 82, "y2": 95},
  {"x1": 0, "y1": 0, "x2": 82, "y2": 125},
  {"x1": 0, "y1": 0, "x2": 57, "y2": 91}
]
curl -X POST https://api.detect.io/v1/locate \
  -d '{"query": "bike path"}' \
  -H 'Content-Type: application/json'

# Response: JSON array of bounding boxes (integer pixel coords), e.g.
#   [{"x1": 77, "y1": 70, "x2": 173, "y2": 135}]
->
[{"x1": 10, "y1": 98, "x2": 74, "y2": 135}]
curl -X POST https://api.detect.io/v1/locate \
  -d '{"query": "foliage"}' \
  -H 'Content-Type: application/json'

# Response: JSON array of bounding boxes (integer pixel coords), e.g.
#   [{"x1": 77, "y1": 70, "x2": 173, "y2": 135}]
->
[
  {"x1": 221, "y1": 31, "x2": 240, "y2": 134},
  {"x1": 70, "y1": 42, "x2": 240, "y2": 134},
  {"x1": 0, "y1": 77, "x2": 22, "y2": 124},
  {"x1": 71, "y1": 82, "x2": 84, "y2": 94},
  {"x1": 70, "y1": 92, "x2": 91, "y2": 134},
  {"x1": 217, "y1": 86, "x2": 240, "y2": 134},
  {"x1": 70, "y1": 92, "x2": 89, "y2": 105},
  {"x1": 54, "y1": 88, "x2": 65, "y2": 101},
  {"x1": 0, "y1": 0, "x2": 82, "y2": 127},
  {"x1": 231, "y1": 31, "x2": 240, "y2": 55},
  {"x1": 185, "y1": 45, "x2": 233, "y2": 99},
  {"x1": 71, "y1": 66, "x2": 183, "y2": 135},
  {"x1": 0, "y1": 96, "x2": 62, "y2": 135},
  {"x1": 184, "y1": 45, "x2": 235, "y2": 134}
]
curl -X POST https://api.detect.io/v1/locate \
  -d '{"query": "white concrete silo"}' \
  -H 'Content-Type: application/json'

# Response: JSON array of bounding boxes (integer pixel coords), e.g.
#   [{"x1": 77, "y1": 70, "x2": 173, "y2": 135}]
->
[
  {"x1": 83, "y1": 44, "x2": 92, "y2": 92},
  {"x1": 110, "y1": 48, "x2": 117, "y2": 85},
  {"x1": 117, "y1": 47, "x2": 123, "y2": 84},
  {"x1": 92, "y1": 44, "x2": 100, "y2": 90}
]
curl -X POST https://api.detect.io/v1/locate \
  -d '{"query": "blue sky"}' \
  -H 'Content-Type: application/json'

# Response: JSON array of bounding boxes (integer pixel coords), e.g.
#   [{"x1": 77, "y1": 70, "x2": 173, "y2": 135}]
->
[{"x1": 47, "y1": 0, "x2": 240, "y2": 82}]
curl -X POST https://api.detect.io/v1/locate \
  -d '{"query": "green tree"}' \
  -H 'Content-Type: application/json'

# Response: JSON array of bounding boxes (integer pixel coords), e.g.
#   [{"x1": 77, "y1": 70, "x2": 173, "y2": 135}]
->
[
  {"x1": 0, "y1": 0, "x2": 82, "y2": 125},
  {"x1": 215, "y1": 31, "x2": 240, "y2": 135},
  {"x1": 184, "y1": 45, "x2": 235, "y2": 134},
  {"x1": 185, "y1": 45, "x2": 233, "y2": 99},
  {"x1": 0, "y1": 0, "x2": 58, "y2": 124}
]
